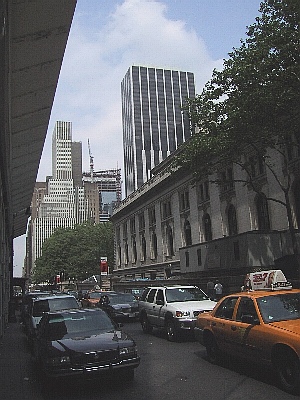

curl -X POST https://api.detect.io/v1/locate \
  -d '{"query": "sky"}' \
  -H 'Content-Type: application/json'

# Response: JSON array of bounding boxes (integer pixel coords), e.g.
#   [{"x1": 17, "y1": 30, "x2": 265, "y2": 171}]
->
[{"x1": 13, "y1": 0, "x2": 262, "y2": 277}]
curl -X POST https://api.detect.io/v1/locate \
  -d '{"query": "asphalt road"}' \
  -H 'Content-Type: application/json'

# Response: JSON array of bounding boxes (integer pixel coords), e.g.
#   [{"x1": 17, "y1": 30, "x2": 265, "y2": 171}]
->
[{"x1": 22, "y1": 321, "x2": 297, "y2": 400}]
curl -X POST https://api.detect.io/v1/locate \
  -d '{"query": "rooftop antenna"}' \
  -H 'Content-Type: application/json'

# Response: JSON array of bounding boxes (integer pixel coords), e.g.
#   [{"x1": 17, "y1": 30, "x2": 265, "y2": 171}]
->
[{"x1": 88, "y1": 139, "x2": 94, "y2": 182}]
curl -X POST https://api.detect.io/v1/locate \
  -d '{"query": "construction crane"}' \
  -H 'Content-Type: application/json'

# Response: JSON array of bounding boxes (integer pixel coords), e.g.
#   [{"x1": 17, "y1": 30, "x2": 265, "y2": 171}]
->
[{"x1": 88, "y1": 139, "x2": 94, "y2": 182}]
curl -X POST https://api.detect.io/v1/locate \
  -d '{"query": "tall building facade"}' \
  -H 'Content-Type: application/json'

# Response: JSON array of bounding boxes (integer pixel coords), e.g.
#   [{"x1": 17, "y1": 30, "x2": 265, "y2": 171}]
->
[
  {"x1": 121, "y1": 66, "x2": 195, "y2": 196},
  {"x1": 82, "y1": 169, "x2": 122, "y2": 223},
  {"x1": 30, "y1": 121, "x2": 89, "y2": 266}
]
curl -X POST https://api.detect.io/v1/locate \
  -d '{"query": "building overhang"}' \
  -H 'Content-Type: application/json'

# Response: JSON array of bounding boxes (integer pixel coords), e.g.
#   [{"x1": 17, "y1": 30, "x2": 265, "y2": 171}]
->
[{"x1": 8, "y1": 0, "x2": 77, "y2": 238}]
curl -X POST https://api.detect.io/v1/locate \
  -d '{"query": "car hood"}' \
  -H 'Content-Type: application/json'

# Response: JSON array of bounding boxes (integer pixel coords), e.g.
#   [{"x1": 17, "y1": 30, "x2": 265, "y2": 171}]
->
[
  {"x1": 167, "y1": 300, "x2": 216, "y2": 311},
  {"x1": 270, "y1": 319, "x2": 300, "y2": 335},
  {"x1": 111, "y1": 302, "x2": 137, "y2": 309},
  {"x1": 51, "y1": 330, "x2": 134, "y2": 352}
]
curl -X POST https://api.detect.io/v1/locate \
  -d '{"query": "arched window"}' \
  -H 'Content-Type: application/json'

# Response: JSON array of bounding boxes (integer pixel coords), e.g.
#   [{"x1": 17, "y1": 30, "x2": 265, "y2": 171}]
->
[
  {"x1": 141, "y1": 234, "x2": 146, "y2": 261},
  {"x1": 151, "y1": 232, "x2": 158, "y2": 259},
  {"x1": 227, "y1": 205, "x2": 238, "y2": 236},
  {"x1": 256, "y1": 193, "x2": 270, "y2": 231},
  {"x1": 166, "y1": 225, "x2": 174, "y2": 256},
  {"x1": 132, "y1": 238, "x2": 137, "y2": 263},
  {"x1": 203, "y1": 213, "x2": 212, "y2": 241},
  {"x1": 184, "y1": 220, "x2": 192, "y2": 246}
]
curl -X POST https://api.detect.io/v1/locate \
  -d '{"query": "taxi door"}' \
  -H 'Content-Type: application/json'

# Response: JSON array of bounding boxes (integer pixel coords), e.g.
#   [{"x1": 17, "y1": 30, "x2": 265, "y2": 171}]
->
[
  {"x1": 225, "y1": 296, "x2": 267, "y2": 361},
  {"x1": 210, "y1": 296, "x2": 239, "y2": 353}
]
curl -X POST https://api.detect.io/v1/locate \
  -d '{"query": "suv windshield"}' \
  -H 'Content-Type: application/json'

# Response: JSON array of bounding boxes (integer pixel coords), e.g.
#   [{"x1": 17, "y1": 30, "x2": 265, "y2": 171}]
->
[{"x1": 165, "y1": 287, "x2": 209, "y2": 303}]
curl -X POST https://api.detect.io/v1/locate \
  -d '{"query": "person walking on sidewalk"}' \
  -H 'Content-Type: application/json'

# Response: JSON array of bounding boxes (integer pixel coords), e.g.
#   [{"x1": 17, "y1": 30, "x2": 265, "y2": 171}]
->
[{"x1": 214, "y1": 280, "x2": 223, "y2": 301}]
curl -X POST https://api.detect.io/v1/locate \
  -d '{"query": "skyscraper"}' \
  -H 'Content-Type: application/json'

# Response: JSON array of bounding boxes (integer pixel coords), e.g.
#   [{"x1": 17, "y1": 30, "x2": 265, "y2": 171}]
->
[
  {"x1": 31, "y1": 121, "x2": 89, "y2": 265},
  {"x1": 121, "y1": 65, "x2": 195, "y2": 196}
]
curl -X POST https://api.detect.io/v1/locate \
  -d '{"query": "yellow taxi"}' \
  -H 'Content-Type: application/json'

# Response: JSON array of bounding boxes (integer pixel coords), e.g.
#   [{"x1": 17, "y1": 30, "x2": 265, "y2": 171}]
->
[{"x1": 194, "y1": 270, "x2": 300, "y2": 394}]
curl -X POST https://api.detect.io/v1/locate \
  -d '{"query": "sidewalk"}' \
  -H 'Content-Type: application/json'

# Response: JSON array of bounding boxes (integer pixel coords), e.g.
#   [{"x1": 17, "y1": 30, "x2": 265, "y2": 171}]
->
[{"x1": 0, "y1": 311, "x2": 43, "y2": 400}]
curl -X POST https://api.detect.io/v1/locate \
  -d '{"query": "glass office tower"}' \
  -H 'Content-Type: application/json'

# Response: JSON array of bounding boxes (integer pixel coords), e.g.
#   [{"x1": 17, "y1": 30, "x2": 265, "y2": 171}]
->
[{"x1": 121, "y1": 66, "x2": 195, "y2": 196}]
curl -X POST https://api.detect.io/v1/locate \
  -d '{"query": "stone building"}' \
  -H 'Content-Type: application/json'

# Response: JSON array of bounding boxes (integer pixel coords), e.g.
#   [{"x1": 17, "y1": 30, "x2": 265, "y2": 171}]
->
[{"x1": 111, "y1": 146, "x2": 300, "y2": 293}]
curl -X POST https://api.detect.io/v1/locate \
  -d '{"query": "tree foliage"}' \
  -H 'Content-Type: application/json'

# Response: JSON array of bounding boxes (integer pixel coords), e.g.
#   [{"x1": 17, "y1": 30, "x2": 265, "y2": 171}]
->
[
  {"x1": 32, "y1": 222, "x2": 114, "y2": 283},
  {"x1": 173, "y1": 0, "x2": 300, "y2": 252}
]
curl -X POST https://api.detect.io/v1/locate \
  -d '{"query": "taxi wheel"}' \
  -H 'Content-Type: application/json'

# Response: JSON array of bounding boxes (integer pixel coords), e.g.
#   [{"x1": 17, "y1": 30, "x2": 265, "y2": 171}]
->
[
  {"x1": 275, "y1": 351, "x2": 300, "y2": 394},
  {"x1": 206, "y1": 336, "x2": 220, "y2": 364}
]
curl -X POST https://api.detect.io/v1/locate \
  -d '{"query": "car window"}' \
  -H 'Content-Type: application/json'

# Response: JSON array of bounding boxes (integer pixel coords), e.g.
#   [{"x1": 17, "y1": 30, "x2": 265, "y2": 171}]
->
[
  {"x1": 48, "y1": 297, "x2": 79, "y2": 311},
  {"x1": 214, "y1": 297, "x2": 238, "y2": 319},
  {"x1": 32, "y1": 299, "x2": 50, "y2": 317},
  {"x1": 257, "y1": 292, "x2": 300, "y2": 323},
  {"x1": 236, "y1": 297, "x2": 259, "y2": 322},
  {"x1": 165, "y1": 287, "x2": 209, "y2": 303},
  {"x1": 147, "y1": 289, "x2": 157, "y2": 303},
  {"x1": 156, "y1": 289, "x2": 164, "y2": 304},
  {"x1": 140, "y1": 288, "x2": 151, "y2": 301}
]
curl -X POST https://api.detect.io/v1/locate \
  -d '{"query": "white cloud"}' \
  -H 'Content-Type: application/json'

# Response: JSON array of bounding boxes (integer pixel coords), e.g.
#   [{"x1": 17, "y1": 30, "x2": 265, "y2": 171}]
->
[{"x1": 40, "y1": 0, "x2": 223, "y2": 181}]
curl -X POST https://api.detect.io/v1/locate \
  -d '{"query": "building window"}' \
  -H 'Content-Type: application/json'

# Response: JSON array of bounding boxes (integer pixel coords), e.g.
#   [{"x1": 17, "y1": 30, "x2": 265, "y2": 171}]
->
[
  {"x1": 148, "y1": 207, "x2": 156, "y2": 227},
  {"x1": 166, "y1": 225, "x2": 174, "y2": 256},
  {"x1": 179, "y1": 190, "x2": 190, "y2": 211},
  {"x1": 130, "y1": 217, "x2": 136, "y2": 234},
  {"x1": 138, "y1": 213, "x2": 145, "y2": 231},
  {"x1": 150, "y1": 231, "x2": 158, "y2": 260},
  {"x1": 197, "y1": 248, "x2": 202, "y2": 266},
  {"x1": 256, "y1": 193, "x2": 270, "y2": 231},
  {"x1": 132, "y1": 238, "x2": 137, "y2": 264},
  {"x1": 184, "y1": 219, "x2": 192, "y2": 246},
  {"x1": 227, "y1": 205, "x2": 238, "y2": 236},
  {"x1": 203, "y1": 213, "x2": 212, "y2": 241},
  {"x1": 233, "y1": 241, "x2": 240, "y2": 260},
  {"x1": 198, "y1": 180, "x2": 210, "y2": 202},
  {"x1": 185, "y1": 251, "x2": 190, "y2": 268},
  {"x1": 220, "y1": 167, "x2": 234, "y2": 193},
  {"x1": 161, "y1": 199, "x2": 172, "y2": 220},
  {"x1": 124, "y1": 241, "x2": 129, "y2": 265},
  {"x1": 141, "y1": 234, "x2": 147, "y2": 261},
  {"x1": 248, "y1": 155, "x2": 266, "y2": 178}
]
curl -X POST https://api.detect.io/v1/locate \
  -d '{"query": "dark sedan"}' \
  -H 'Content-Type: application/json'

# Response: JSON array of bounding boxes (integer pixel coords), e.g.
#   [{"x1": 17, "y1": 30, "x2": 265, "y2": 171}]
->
[
  {"x1": 32, "y1": 308, "x2": 140, "y2": 381},
  {"x1": 99, "y1": 293, "x2": 139, "y2": 322}
]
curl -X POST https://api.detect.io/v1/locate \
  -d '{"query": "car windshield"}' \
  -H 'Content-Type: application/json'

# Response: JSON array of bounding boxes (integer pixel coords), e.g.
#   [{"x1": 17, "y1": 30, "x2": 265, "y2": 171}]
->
[
  {"x1": 257, "y1": 292, "x2": 300, "y2": 323},
  {"x1": 165, "y1": 287, "x2": 209, "y2": 303},
  {"x1": 32, "y1": 297, "x2": 79, "y2": 317},
  {"x1": 108, "y1": 294, "x2": 136, "y2": 305},
  {"x1": 45, "y1": 311, "x2": 115, "y2": 340}
]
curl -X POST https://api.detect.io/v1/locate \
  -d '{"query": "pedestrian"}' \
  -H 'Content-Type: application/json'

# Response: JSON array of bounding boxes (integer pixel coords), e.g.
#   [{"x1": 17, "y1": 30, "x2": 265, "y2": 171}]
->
[
  {"x1": 214, "y1": 280, "x2": 223, "y2": 301},
  {"x1": 206, "y1": 279, "x2": 215, "y2": 300}
]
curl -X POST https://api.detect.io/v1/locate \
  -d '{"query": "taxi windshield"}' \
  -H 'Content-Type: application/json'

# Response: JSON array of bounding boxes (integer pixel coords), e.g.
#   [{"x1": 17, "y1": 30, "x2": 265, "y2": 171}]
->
[{"x1": 257, "y1": 292, "x2": 300, "y2": 323}]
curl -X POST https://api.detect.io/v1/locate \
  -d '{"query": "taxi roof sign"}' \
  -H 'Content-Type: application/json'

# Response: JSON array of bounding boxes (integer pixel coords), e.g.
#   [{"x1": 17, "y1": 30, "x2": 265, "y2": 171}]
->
[{"x1": 243, "y1": 269, "x2": 292, "y2": 291}]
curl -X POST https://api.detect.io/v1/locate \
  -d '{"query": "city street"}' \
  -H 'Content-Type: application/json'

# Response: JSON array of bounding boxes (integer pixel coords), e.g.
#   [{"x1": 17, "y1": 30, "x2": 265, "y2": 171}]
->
[{"x1": 1, "y1": 316, "x2": 297, "y2": 400}]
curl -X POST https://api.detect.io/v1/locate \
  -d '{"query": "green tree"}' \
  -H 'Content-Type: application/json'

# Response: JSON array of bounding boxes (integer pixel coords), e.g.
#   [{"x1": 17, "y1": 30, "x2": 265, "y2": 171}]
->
[
  {"x1": 32, "y1": 222, "x2": 114, "y2": 283},
  {"x1": 174, "y1": 0, "x2": 300, "y2": 256}
]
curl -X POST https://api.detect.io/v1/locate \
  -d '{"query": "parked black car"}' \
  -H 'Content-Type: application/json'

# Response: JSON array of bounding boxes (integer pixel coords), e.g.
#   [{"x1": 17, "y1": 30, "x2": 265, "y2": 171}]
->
[{"x1": 32, "y1": 308, "x2": 140, "y2": 381}]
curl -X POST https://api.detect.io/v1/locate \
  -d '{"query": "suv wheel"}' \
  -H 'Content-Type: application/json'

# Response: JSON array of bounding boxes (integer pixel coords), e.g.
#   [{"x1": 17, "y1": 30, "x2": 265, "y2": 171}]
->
[
  {"x1": 141, "y1": 314, "x2": 153, "y2": 334},
  {"x1": 166, "y1": 320, "x2": 179, "y2": 342}
]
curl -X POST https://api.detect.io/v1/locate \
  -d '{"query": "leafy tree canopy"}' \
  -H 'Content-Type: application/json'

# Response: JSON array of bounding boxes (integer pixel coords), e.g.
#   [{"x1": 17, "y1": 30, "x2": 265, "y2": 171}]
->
[
  {"x1": 32, "y1": 222, "x2": 114, "y2": 284},
  {"x1": 175, "y1": 0, "x2": 300, "y2": 180}
]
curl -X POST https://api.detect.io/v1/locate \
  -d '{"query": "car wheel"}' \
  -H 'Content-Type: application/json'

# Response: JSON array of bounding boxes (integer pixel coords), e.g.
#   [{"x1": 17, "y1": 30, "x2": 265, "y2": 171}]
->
[
  {"x1": 141, "y1": 314, "x2": 153, "y2": 333},
  {"x1": 206, "y1": 335, "x2": 220, "y2": 364},
  {"x1": 166, "y1": 320, "x2": 179, "y2": 342},
  {"x1": 275, "y1": 350, "x2": 300, "y2": 394}
]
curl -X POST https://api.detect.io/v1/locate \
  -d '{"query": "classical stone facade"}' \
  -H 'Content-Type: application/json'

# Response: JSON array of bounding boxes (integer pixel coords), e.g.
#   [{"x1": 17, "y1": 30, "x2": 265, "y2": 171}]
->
[{"x1": 111, "y1": 147, "x2": 300, "y2": 291}]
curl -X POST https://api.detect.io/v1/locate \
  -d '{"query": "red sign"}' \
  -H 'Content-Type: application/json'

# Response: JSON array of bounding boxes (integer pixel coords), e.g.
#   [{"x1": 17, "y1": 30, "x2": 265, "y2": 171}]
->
[{"x1": 100, "y1": 257, "x2": 108, "y2": 275}]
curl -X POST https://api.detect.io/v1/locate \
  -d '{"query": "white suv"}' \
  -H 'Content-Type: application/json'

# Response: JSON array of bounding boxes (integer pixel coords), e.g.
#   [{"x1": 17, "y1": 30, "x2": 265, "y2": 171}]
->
[{"x1": 138, "y1": 285, "x2": 217, "y2": 341}]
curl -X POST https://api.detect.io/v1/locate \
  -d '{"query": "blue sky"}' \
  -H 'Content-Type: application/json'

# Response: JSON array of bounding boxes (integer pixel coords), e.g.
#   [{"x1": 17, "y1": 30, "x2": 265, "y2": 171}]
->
[{"x1": 14, "y1": 0, "x2": 262, "y2": 276}]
